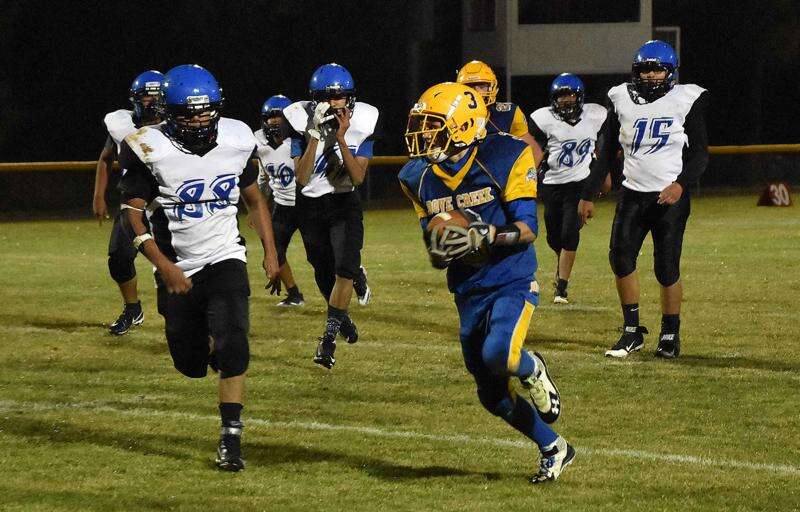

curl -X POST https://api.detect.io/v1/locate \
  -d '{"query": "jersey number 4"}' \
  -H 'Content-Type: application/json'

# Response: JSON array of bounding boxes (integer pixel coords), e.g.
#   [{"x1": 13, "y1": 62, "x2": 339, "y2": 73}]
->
[{"x1": 631, "y1": 117, "x2": 674, "y2": 155}]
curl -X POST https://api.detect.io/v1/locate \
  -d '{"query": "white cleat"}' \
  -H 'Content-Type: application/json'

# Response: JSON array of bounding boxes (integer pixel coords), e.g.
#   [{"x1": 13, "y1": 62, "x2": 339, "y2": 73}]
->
[
  {"x1": 520, "y1": 351, "x2": 561, "y2": 423},
  {"x1": 530, "y1": 436, "x2": 575, "y2": 484}
]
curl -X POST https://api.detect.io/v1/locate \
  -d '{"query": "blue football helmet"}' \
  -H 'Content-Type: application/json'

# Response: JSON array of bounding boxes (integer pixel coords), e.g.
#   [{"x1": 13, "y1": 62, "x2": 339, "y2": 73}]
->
[
  {"x1": 129, "y1": 70, "x2": 164, "y2": 124},
  {"x1": 162, "y1": 64, "x2": 224, "y2": 150},
  {"x1": 549, "y1": 73, "x2": 585, "y2": 122},
  {"x1": 309, "y1": 63, "x2": 356, "y2": 111},
  {"x1": 631, "y1": 40, "x2": 678, "y2": 102},
  {"x1": 260, "y1": 94, "x2": 292, "y2": 144}
]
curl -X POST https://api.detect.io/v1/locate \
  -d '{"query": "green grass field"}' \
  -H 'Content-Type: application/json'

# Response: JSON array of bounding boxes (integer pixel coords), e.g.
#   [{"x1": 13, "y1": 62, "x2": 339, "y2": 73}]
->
[{"x1": 0, "y1": 194, "x2": 798, "y2": 511}]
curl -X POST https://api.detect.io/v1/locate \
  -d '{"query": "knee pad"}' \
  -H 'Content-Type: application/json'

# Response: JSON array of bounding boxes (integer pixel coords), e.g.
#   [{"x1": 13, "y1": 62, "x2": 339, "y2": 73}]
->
[
  {"x1": 545, "y1": 231, "x2": 561, "y2": 253},
  {"x1": 481, "y1": 342, "x2": 511, "y2": 377},
  {"x1": 561, "y1": 225, "x2": 580, "y2": 252},
  {"x1": 213, "y1": 333, "x2": 249, "y2": 378},
  {"x1": 108, "y1": 253, "x2": 136, "y2": 284},
  {"x1": 655, "y1": 259, "x2": 680, "y2": 287},
  {"x1": 173, "y1": 360, "x2": 209, "y2": 379},
  {"x1": 609, "y1": 247, "x2": 637, "y2": 278},
  {"x1": 334, "y1": 263, "x2": 357, "y2": 280}
]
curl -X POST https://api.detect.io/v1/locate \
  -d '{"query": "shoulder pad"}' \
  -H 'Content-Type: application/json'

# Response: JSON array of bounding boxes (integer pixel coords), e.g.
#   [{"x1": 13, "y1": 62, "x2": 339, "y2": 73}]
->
[
  {"x1": 253, "y1": 128, "x2": 267, "y2": 147},
  {"x1": 674, "y1": 84, "x2": 707, "y2": 104},
  {"x1": 398, "y1": 158, "x2": 428, "y2": 184},
  {"x1": 217, "y1": 118, "x2": 257, "y2": 151},
  {"x1": 530, "y1": 107, "x2": 554, "y2": 128},
  {"x1": 124, "y1": 126, "x2": 170, "y2": 163},
  {"x1": 351, "y1": 102, "x2": 379, "y2": 136},
  {"x1": 584, "y1": 103, "x2": 608, "y2": 121},
  {"x1": 104, "y1": 109, "x2": 136, "y2": 144},
  {"x1": 284, "y1": 101, "x2": 311, "y2": 134},
  {"x1": 607, "y1": 84, "x2": 630, "y2": 104}
]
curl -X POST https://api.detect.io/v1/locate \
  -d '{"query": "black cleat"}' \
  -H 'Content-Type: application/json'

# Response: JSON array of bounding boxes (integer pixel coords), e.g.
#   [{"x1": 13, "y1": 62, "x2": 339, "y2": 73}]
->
[
  {"x1": 604, "y1": 326, "x2": 648, "y2": 358},
  {"x1": 276, "y1": 292, "x2": 305, "y2": 307},
  {"x1": 215, "y1": 422, "x2": 245, "y2": 472},
  {"x1": 353, "y1": 266, "x2": 371, "y2": 306},
  {"x1": 313, "y1": 336, "x2": 336, "y2": 369},
  {"x1": 655, "y1": 332, "x2": 680, "y2": 359},
  {"x1": 109, "y1": 304, "x2": 143, "y2": 336},
  {"x1": 339, "y1": 318, "x2": 359, "y2": 344}
]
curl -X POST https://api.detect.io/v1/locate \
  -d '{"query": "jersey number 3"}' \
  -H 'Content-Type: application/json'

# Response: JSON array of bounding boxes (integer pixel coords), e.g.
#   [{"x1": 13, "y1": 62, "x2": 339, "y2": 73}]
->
[{"x1": 631, "y1": 117, "x2": 674, "y2": 155}]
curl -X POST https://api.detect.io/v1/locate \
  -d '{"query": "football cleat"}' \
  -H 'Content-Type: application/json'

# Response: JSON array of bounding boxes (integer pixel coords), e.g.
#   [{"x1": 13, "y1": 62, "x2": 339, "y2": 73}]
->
[
  {"x1": 520, "y1": 351, "x2": 561, "y2": 424},
  {"x1": 354, "y1": 266, "x2": 371, "y2": 306},
  {"x1": 339, "y1": 318, "x2": 359, "y2": 345},
  {"x1": 530, "y1": 437, "x2": 575, "y2": 484},
  {"x1": 215, "y1": 422, "x2": 245, "y2": 472},
  {"x1": 313, "y1": 336, "x2": 336, "y2": 370},
  {"x1": 655, "y1": 332, "x2": 680, "y2": 359},
  {"x1": 604, "y1": 326, "x2": 648, "y2": 358},
  {"x1": 276, "y1": 292, "x2": 305, "y2": 307},
  {"x1": 553, "y1": 293, "x2": 569, "y2": 305},
  {"x1": 108, "y1": 304, "x2": 144, "y2": 336}
]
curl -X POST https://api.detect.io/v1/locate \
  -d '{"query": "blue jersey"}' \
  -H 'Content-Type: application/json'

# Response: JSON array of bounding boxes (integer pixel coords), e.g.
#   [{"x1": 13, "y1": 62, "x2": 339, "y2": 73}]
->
[
  {"x1": 399, "y1": 133, "x2": 539, "y2": 295},
  {"x1": 486, "y1": 102, "x2": 529, "y2": 137}
]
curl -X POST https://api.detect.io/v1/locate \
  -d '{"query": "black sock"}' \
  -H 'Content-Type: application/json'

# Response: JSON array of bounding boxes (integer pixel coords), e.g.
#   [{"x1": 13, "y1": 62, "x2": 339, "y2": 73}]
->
[
  {"x1": 325, "y1": 305, "x2": 347, "y2": 337},
  {"x1": 125, "y1": 301, "x2": 142, "y2": 311},
  {"x1": 622, "y1": 303, "x2": 639, "y2": 327},
  {"x1": 287, "y1": 285, "x2": 300, "y2": 297},
  {"x1": 661, "y1": 314, "x2": 680, "y2": 334},
  {"x1": 219, "y1": 402, "x2": 243, "y2": 427},
  {"x1": 556, "y1": 278, "x2": 568, "y2": 295}
]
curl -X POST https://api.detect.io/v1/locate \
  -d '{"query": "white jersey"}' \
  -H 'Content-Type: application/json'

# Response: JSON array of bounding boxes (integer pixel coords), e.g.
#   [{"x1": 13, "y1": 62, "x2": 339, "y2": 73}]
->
[
  {"x1": 254, "y1": 130, "x2": 296, "y2": 206},
  {"x1": 124, "y1": 118, "x2": 257, "y2": 277},
  {"x1": 283, "y1": 100, "x2": 379, "y2": 197},
  {"x1": 530, "y1": 103, "x2": 607, "y2": 185},
  {"x1": 609, "y1": 83, "x2": 707, "y2": 192},
  {"x1": 104, "y1": 109, "x2": 137, "y2": 154}
]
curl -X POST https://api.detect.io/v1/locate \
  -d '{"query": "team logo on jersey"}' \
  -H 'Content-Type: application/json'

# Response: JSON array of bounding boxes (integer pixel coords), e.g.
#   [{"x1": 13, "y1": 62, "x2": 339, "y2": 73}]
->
[
  {"x1": 425, "y1": 187, "x2": 495, "y2": 214},
  {"x1": 495, "y1": 102, "x2": 512, "y2": 112},
  {"x1": 526, "y1": 167, "x2": 537, "y2": 182}
]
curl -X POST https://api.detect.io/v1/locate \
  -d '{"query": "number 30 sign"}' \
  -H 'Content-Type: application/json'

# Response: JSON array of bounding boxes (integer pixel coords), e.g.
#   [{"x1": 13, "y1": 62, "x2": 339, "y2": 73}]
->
[{"x1": 758, "y1": 182, "x2": 793, "y2": 207}]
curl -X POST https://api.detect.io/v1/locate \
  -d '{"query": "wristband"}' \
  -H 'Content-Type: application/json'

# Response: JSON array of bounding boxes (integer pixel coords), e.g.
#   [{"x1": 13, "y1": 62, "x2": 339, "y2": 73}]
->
[
  {"x1": 307, "y1": 128, "x2": 321, "y2": 141},
  {"x1": 492, "y1": 224, "x2": 521, "y2": 246},
  {"x1": 133, "y1": 233, "x2": 153, "y2": 249}
]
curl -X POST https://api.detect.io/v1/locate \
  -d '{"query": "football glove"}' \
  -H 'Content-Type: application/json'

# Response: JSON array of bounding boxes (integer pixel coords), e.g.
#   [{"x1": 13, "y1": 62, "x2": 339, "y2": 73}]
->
[
  {"x1": 309, "y1": 102, "x2": 336, "y2": 140},
  {"x1": 426, "y1": 227, "x2": 454, "y2": 269}
]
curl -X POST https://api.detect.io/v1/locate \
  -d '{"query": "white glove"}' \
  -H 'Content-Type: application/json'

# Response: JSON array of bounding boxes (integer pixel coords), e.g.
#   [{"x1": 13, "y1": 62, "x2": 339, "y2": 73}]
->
[{"x1": 308, "y1": 102, "x2": 335, "y2": 140}]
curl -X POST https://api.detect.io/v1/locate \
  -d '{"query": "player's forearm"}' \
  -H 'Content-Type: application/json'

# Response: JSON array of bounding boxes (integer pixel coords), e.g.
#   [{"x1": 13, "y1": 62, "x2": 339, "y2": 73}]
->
[
  {"x1": 125, "y1": 201, "x2": 171, "y2": 270},
  {"x1": 338, "y1": 138, "x2": 366, "y2": 185},
  {"x1": 513, "y1": 221, "x2": 536, "y2": 243},
  {"x1": 242, "y1": 186, "x2": 278, "y2": 263},
  {"x1": 93, "y1": 158, "x2": 112, "y2": 198},
  {"x1": 295, "y1": 139, "x2": 319, "y2": 186}
]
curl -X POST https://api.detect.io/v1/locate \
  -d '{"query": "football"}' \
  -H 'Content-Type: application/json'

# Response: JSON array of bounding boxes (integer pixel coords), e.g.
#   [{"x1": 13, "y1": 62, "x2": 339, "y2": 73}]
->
[{"x1": 426, "y1": 210, "x2": 470, "y2": 238}]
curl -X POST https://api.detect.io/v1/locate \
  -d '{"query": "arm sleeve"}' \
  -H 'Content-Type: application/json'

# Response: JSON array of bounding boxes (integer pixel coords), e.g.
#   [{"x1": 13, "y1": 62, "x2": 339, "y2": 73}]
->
[
  {"x1": 118, "y1": 142, "x2": 158, "y2": 204},
  {"x1": 529, "y1": 120, "x2": 549, "y2": 152},
  {"x1": 239, "y1": 148, "x2": 259, "y2": 188},
  {"x1": 582, "y1": 97, "x2": 620, "y2": 200},
  {"x1": 355, "y1": 139, "x2": 374, "y2": 158},
  {"x1": 505, "y1": 198, "x2": 538, "y2": 236},
  {"x1": 509, "y1": 107, "x2": 530, "y2": 138},
  {"x1": 676, "y1": 91, "x2": 710, "y2": 188},
  {"x1": 290, "y1": 137, "x2": 305, "y2": 158},
  {"x1": 502, "y1": 146, "x2": 538, "y2": 202},
  {"x1": 398, "y1": 179, "x2": 427, "y2": 220}
]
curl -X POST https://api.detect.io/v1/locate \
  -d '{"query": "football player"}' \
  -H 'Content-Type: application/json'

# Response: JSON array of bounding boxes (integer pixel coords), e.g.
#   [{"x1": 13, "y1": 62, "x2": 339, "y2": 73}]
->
[
  {"x1": 93, "y1": 70, "x2": 163, "y2": 335},
  {"x1": 284, "y1": 63, "x2": 378, "y2": 369},
  {"x1": 530, "y1": 74, "x2": 607, "y2": 304},
  {"x1": 119, "y1": 64, "x2": 280, "y2": 471},
  {"x1": 255, "y1": 95, "x2": 305, "y2": 307},
  {"x1": 399, "y1": 82, "x2": 574, "y2": 483},
  {"x1": 579, "y1": 40, "x2": 709, "y2": 359},
  {"x1": 456, "y1": 60, "x2": 544, "y2": 164}
]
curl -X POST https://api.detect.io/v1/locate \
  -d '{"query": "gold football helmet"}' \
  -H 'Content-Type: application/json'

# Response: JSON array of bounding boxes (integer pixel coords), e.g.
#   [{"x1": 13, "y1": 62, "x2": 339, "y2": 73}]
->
[
  {"x1": 456, "y1": 60, "x2": 498, "y2": 106},
  {"x1": 405, "y1": 82, "x2": 488, "y2": 163}
]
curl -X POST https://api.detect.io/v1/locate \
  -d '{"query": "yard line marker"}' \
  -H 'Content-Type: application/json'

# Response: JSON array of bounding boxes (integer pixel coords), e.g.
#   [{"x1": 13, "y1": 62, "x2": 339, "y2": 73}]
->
[{"x1": 1, "y1": 399, "x2": 798, "y2": 477}]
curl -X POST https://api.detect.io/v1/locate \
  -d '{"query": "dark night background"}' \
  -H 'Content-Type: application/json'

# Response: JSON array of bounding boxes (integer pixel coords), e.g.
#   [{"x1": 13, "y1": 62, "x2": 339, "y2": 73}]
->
[{"x1": 0, "y1": 0, "x2": 799, "y2": 209}]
